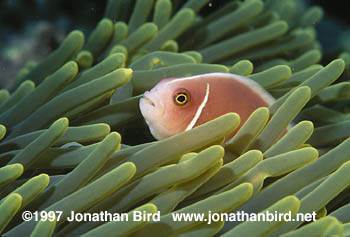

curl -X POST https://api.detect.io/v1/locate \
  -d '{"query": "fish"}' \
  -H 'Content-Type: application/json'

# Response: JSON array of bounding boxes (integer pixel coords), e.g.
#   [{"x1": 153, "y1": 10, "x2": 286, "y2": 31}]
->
[{"x1": 139, "y1": 72, "x2": 276, "y2": 140}]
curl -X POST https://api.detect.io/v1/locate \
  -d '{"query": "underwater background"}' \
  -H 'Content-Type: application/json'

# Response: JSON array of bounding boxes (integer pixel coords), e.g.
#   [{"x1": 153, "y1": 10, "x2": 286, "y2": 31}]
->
[{"x1": 0, "y1": 0, "x2": 349, "y2": 236}]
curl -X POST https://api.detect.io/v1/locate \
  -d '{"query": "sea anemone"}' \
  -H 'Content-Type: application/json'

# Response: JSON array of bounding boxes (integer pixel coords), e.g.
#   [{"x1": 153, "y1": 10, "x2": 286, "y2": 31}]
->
[{"x1": 0, "y1": 0, "x2": 349, "y2": 236}]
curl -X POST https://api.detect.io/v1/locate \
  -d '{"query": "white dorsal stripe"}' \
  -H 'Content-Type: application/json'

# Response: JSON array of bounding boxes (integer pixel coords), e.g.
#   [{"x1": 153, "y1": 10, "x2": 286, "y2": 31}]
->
[
  {"x1": 169, "y1": 73, "x2": 204, "y2": 84},
  {"x1": 185, "y1": 83, "x2": 210, "y2": 131},
  {"x1": 167, "y1": 73, "x2": 275, "y2": 105}
]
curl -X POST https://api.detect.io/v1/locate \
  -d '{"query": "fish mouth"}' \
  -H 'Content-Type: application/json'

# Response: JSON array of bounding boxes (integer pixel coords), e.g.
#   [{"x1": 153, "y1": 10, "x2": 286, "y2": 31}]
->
[
  {"x1": 141, "y1": 93, "x2": 155, "y2": 107},
  {"x1": 140, "y1": 91, "x2": 165, "y2": 117}
]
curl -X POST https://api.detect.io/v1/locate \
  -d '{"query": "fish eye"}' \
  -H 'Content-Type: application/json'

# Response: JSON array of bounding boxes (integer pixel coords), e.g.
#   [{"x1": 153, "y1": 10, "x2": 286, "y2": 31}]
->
[{"x1": 174, "y1": 92, "x2": 189, "y2": 105}]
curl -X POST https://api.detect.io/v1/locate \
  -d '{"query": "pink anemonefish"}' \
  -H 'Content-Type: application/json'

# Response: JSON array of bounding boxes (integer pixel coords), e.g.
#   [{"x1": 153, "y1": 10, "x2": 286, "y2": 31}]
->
[{"x1": 139, "y1": 73, "x2": 275, "y2": 140}]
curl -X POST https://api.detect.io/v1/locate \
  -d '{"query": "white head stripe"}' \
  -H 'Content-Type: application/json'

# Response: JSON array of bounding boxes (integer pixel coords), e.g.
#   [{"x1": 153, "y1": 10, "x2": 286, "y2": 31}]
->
[{"x1": 185, "y1": 83, "x2": 210, "y2": 131}]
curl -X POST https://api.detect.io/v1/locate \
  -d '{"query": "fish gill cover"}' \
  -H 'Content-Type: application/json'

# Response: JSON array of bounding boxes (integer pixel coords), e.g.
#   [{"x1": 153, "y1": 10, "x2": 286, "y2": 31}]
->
[{"x1": 0, "y1": 0, "x2": 349, "y2": 236}]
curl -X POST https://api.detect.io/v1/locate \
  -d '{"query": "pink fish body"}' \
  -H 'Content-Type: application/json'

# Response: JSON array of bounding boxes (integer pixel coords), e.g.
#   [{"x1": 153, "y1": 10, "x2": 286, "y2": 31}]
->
[{"x1": 139, "y1": 73, "x2": 275, "y2": 140}]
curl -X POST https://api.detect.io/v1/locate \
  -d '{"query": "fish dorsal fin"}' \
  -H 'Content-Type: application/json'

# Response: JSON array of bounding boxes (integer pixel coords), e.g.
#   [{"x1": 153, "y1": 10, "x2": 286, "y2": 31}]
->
[{"x1": 185, "y1": 83, "x2": 210, "y2": 131}]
